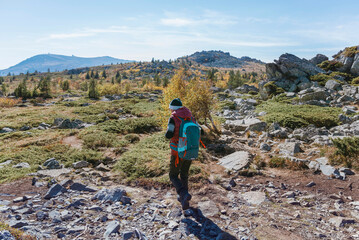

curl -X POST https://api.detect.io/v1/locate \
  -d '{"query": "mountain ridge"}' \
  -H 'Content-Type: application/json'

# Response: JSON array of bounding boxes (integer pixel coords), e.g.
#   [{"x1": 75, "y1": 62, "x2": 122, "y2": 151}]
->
[
  {"x1": 0, "y1": 54, "x2": 133, "y2": 76},
  {"x1": 180, "y1": 50, "x2": 265, "y2": 68}
]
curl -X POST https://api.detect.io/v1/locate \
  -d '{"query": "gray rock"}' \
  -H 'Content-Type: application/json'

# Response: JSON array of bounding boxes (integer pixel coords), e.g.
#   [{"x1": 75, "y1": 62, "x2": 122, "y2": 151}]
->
[
  {"x1": 0, "y1": 230, "x2": 15, "y2": 240},
  {"x1": 300, "y1": 90, "x2": 328, "y2": 102},
  {"x1": 0, "y1": 160, "x2": 12, "y2": 166},
  {"x1": 310, "y1": 54, "x2": 328, "y2": 65},
  {"x1": 320, "y1": 165, "x2": 340, "y2": 178},
  {"x1": 240, "y1": 191, "x2": 267, "y2": 205},
  {"x1": 122, "y1": 231, "x2": 134, "y2": 240},
  {"x1": 43, "y1": 158, "x2": 61, "y2": 169},
  {"x1": 44, "y1": 184, "x2": 67, "y2": 199},
  {"x1": 278, "y1": 142, "x2": 302, "y2": 156},
  {"x1": 36, "y1": 168, "x2": 72, "y2": 178},
  {"x1": 329, "y1": 217, "x2": 355, "y2": 228},
  {"x1": 339, "y1": 167, "x2": 355, "y2": 175},
  {"x1": 12, "y1": 162, "x2": 30, "y2": 169},
  {"x1": 72, "y1": 161, "x2": 89, "y2": 169},
  {"x1": 69, "y1": 182, "x2": 97, "y2": 192},
  {"x1": 315, "y1": 157, "x2": 329, "y2": 165},
  {"x1": 351, "y1": 53, "x2": 359, "y2": 76},
  {"x1": 36, "y1": 211, "x2": 48, "y2": 221},
  {"x1": 104, "y1": 220, "x2": 121, "y2": 238},
  {"x1": 343, "y1": 106, "x2": 357, "y2": 115},
  {"x1": 219, "y1": 151, "x2": 251, "y2": 171},
  {"x1": 260, "y1": 143, "x2": 271, "y2": 152},
  {"x1": 0, "y1": 127, "x2": 14, "y2": 133},
  {"x1": 306, "y1": 181, "x2": 316, "y2": 187},
  {"x1": 93, "y1": 188, "x2": 130, "y2": 204},
  {"x1": 197, "y1": 200, "x2": 219, "y2": 217},
  {"x1": 55, "y1": 119, "x2": 85, "y2": 129},
  {"x1": 67, "y1": 226, "x2": 85, "y2": 235},
  {"x1": 7, "y1": 220, "x2": 28, "y2": 229},
  {"x1": 20, "y1": 126, "x2": 31, "y2": 131},
  {"x1": 281, "y1": 191, "x2": 296, "y2": 198},
  {"x1": 325, "y1": 80, "x2": 341, "y2": 90},
  {"x1": 224, "y1": 118, "x2": 266, "y2": 132}
]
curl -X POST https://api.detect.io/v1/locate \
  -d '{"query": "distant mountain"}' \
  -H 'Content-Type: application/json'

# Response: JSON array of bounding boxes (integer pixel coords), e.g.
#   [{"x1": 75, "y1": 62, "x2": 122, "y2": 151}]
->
[
  {"x1": 180, "y1": 50, "x2": 265, "y2": 68},
  {"x1": 0, "y1": 54, "x2": 133, "y2": 76}
]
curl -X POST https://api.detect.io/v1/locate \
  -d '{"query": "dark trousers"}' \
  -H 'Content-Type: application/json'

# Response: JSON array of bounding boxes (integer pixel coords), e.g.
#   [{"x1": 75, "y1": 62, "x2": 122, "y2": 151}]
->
[{"x1": 169, "y1": 155, "x2": 192, "y2": 197}]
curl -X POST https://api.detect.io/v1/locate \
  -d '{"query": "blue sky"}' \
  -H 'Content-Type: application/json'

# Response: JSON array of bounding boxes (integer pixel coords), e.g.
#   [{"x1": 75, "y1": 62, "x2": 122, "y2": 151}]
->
[{"x1": 0, "y1": 0, "x2": 358, "y2": 69}]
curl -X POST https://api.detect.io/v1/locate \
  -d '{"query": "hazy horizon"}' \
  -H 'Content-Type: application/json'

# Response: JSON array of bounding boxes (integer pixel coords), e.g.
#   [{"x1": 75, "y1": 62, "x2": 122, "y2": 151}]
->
[{"x1": 1, "y1": 0, "x2": 358, "y2": 69}]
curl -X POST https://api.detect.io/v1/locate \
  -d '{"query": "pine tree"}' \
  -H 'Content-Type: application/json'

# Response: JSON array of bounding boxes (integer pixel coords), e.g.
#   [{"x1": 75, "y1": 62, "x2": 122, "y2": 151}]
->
[
  {"x1": 88, "y1": 79, "x2": 99, "y2": 99},
  {"x1": 102, "y1": 70, "x2": 107, "y2": 79},
  {"x1": 38, "y1": 76, "x2": 51, "y2": 98},
  {"x1": 85, "y1": 72, "x2": 90, "y2": 79},
  {"x1": 94, "y1": 71, "x2": 99, "y2": 79},
  {"x1": 154, "y1": 73, "x2": 161, "y2": 86},
  {"x1": 62, "y1": 80, "x2": 70, "y2": 91}
]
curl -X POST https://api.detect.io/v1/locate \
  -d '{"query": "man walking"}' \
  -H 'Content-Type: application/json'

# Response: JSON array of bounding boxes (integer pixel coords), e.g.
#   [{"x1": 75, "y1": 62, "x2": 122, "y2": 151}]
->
[{"x1": 165, "y1": 98, "x2": 197, "y2": 210}]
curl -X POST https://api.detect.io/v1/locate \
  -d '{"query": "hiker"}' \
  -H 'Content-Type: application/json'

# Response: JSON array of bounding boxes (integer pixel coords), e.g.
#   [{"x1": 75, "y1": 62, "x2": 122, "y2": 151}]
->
[{"x1": 165, "y1": 98, "x2": 204, "y2": 210}]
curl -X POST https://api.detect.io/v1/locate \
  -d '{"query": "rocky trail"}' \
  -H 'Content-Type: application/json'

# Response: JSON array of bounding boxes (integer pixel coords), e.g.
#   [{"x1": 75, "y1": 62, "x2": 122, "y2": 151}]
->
[{"x1": 2, "y1": 48, "x2": 359, "y2": 239}]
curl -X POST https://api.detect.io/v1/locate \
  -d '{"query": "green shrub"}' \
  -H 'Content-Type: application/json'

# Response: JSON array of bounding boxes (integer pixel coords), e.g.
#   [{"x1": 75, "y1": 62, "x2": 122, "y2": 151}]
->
[
  {"x1": 0, "y1": 144, "x2": 104, "y2": 183},
  {"x1": 219, "y1": 100, "x2": 236, "y2": 110},
  {"x1": 257, "y1": 102, "x2": 341, "y2": 129},
  {"x1": 329, "y1": 71, "x2": 353, "y2": 82},
  {"x1": 310, "y1": 73, "x2": 331, "y2": 86},
  {"x1": 124, "y1": 134, "x2": 140, "y2": 143},
  {"x1": 317, "y1": 60, "x2": 344, "y2": 72},
  {"x1": 342, "y1": 46, "x2": 359, "y2": 58},
  {"x1": 97, "y1": 117, "x2": 159, "y2": 134},
  {"x1": 114, "y1": 133, "x2": 169, "y2": 179},
  {"x1": 330, "y1": 137, "x2": 359, "y2": 169},
  {"x1": 80, "y1": 130, "x2": 118, "y2": 149},
  {"x1": 263, "y1": 81, "x2": 285, "y2": 98},
  {"x1": 352, "y1": 77, "x2": 359, "y2": 85},
  {"x1": 268, "y1": 156, "x2": 287, "y2": 168}
]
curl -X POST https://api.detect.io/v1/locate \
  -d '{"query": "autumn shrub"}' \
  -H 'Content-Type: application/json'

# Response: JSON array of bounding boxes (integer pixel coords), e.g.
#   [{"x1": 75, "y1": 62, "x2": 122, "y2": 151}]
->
[
  {"x1": 160, "y1": 68, "x2": 219, "y2": 133},
  {"x1": 99, "y1": 83, "x2": 122, "y2": 95},
  {"x1": 0, "y1": 98, "x2": 20, "y2": 108},
  {"x1": 269, "y1": 156, "x2": 307, "y2": 170}
]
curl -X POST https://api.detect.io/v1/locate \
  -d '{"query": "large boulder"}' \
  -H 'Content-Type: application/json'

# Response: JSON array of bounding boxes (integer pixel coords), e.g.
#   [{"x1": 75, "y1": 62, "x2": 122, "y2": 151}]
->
[
  {"x1": 269, "y1": 53, "x2": 325, "y2": 79},
  {"x1": 351, "y1": 53, "x2": 359, "y2": 76},
  {"x1": 219, "y1": 151, "x2": 251, "y2": 171},
  {"x1": 334, "y1": 46, "x2": 359, "y2": 76},
  {"x1": 224, "y1": 118, "x2": 266, "y2": 132},
  {"x1": 310, "y1": 54, "x2": 328, "y2": 65},
  {"x1": 325, "y1": 80, "x2": 341, "y2": 90}
]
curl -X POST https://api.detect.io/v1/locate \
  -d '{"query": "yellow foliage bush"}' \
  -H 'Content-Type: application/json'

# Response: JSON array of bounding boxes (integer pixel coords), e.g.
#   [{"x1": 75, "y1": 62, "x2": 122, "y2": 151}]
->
[
  {"x1": 160, "y1": 69, "x2": 219, "y2": 133},
  {"x1": 99, "y1": 83, "x2": 122, "y2": 95},
  {"x1": 0, "y1": 98, "x2": 20, "y2": 108},
  {"x1": 142, "y1": 82, "x2": 163, "y2": 92}
]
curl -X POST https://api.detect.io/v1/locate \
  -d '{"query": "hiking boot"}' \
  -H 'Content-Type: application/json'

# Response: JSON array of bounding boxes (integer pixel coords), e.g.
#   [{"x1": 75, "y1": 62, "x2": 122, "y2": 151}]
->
[
  {"x1": 178, "y1": 192, "x2": 192, "y2": 202},
  {"x1": 181, "y1": 193, "x2": 191, "y2": 210}
]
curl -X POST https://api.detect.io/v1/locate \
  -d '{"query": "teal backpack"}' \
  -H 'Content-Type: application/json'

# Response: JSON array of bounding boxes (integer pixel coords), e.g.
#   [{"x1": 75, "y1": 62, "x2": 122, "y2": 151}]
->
[{"x1": 170, "y1": 116, "x2": 204, "y2": 161}]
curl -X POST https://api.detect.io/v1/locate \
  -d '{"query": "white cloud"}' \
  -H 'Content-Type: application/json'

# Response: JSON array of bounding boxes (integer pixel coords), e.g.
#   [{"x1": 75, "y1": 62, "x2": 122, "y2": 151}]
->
[
  {"x1": 160, "y1": 18, "x2": 193, "y2": 27},
  {"x1": 160, "y1": 10, "x2": 237, "y2": 27},
  {"x1": 49, "y1": 32, "x2": 94, "y2": 39}
]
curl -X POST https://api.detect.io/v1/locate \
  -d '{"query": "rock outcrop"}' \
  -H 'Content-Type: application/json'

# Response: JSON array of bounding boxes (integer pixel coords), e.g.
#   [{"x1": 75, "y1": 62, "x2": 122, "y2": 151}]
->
[
  {"x1": 260, "y1": 53, "x2": 325, "y2": 99},
  {"x1": 334, "y1": 46, "x2": 359, "y2": 76}
]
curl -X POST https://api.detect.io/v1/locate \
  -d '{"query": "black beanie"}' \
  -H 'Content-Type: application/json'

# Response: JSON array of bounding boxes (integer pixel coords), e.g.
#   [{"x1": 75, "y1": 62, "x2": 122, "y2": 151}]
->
[{"x1": 169, "y1": 98, "x2": 183, "y2": 110}]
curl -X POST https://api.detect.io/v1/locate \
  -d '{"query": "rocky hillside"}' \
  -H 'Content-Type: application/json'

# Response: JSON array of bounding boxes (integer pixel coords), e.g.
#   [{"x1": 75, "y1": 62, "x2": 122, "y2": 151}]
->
[
  {"x1": 180, "y1": 50, "x2": 265, "y2": 69},
  {"x1": 0, "y1": 54, "x2": 133, "y2": 76}
]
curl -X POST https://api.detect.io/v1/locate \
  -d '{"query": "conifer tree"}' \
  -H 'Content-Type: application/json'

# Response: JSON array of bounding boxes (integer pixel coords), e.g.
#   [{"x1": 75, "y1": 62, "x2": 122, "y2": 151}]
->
[{"x1": 88, "y1": 79, "x2": 99, "y2": 99}]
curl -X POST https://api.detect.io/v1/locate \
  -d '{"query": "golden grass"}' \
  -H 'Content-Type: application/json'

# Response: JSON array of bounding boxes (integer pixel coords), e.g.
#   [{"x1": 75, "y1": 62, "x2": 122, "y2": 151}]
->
[{"x1": 0, "y1": 98, "x2": 20, "y2": 108}]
